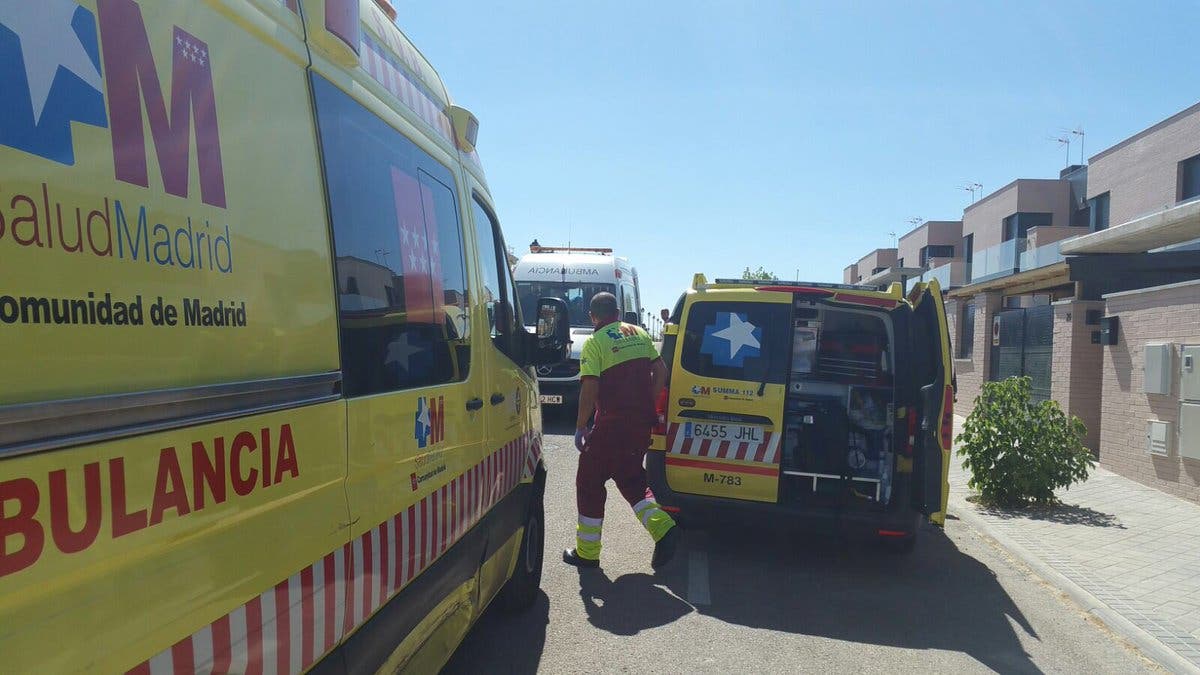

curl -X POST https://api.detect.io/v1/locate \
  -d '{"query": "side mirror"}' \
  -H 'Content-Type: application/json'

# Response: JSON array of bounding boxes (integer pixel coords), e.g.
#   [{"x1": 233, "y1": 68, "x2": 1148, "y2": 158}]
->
[
  {"x1": 532, "y1": 297, "x2": 570, "y2": 365},
  {"x1": 623, "y1": 311, "x2": 640, "y2": 326}
]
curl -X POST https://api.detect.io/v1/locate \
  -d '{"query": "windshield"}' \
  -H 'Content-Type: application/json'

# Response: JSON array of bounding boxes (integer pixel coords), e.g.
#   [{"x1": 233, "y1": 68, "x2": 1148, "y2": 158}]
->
[{"x1": 516, "y1": 281, "x2": 616, "y2": 327}]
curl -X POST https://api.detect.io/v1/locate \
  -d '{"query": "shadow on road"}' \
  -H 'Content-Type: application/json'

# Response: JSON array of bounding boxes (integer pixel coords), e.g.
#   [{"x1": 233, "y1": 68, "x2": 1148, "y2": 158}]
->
[
  {"x1": 653, "y1": 522, "x2": 1043, "y2": 674},
  {"x1": 441, "y1": 590, "x2": 549, "y2": 674},
  {"x1": 576, "y1": 569, "x2": 692, "y2": 635}
]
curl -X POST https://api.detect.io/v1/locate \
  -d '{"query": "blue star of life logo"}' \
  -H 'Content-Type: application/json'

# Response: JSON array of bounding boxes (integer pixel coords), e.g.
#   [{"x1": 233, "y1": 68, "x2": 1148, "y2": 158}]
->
[
  {"x1": 0, "y1": 0, "x2": 109, "y2": 165},
  {"x1": 414, "y1": 396, "x2": 433, "y2": 448},
  {"x1": 700, "y1": 311, "x2": 762, "y2": 367}
]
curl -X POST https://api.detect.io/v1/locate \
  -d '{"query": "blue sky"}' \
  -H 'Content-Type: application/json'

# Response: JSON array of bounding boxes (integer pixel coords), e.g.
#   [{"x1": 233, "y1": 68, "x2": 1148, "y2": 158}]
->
[{"x1": 398, "y1": 0, "x2": 1200, "y2": 317}]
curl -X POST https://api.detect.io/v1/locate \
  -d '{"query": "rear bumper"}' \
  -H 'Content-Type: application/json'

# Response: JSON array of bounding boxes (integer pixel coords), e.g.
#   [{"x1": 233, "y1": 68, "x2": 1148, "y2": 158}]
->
[{"x1": 646, "y1": 452, "x2": 919, "y2": 538}]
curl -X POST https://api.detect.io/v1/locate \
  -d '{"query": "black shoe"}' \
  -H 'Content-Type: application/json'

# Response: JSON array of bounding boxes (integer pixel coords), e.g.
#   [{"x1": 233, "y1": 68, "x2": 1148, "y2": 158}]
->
[
  {"x1": 651, "y1": 526, "x2": 680, "y2": 569},
  {"x1": 562, "y1": 548, "x2": 599, "y2": 568}
]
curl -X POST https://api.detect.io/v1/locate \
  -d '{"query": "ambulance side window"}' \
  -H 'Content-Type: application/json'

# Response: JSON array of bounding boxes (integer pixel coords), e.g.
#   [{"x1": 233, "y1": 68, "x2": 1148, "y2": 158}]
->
[
  {"x1": 471, "y1": 197, "x2": 522, "y2": 361},
  {"x1": 311, "y1": 74, "x2": 471, "y2": 396}
]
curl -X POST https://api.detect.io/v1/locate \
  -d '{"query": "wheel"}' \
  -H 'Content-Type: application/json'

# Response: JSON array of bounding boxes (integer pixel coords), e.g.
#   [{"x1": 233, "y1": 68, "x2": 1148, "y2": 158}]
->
[{"x1": 498, "y1": 480, "x2": 545, "y2": 612}]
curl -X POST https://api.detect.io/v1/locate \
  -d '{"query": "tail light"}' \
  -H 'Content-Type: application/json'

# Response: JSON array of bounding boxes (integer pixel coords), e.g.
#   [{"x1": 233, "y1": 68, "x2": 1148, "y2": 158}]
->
[{"x1": 652, "y1": 386, "x2": 669, "y2": 435}]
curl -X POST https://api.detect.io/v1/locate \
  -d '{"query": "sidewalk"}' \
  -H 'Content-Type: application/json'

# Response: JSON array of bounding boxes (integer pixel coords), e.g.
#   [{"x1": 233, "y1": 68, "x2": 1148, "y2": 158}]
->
[{"x1": 948, "y1": 416, "x2": 1200, "y2": 674}]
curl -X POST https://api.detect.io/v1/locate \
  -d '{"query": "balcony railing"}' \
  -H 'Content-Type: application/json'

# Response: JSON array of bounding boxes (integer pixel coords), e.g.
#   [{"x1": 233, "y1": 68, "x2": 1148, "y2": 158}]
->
[
  {"x1": 1019, "y1": 235, "x2": 1078, "y2": 272},
  {"x1": 970, "y1": 238, "x2": 1027, "y2": 283},
  {"x1": 904, "y1": 260, "x2": 972, "y2": 294}
]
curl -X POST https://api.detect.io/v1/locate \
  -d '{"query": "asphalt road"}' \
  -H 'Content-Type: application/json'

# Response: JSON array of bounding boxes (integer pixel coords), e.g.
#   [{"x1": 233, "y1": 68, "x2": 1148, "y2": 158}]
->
[{"x1": 444, "y1": 413, "x2": 1158, "y2": 674}]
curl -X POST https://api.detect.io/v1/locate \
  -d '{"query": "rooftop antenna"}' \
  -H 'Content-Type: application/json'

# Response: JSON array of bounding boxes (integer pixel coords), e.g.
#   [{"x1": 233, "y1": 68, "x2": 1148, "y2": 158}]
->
[
  {"x1": 888, "y1": 230, "x2": 897, "y2": 249},
  {"x1": 1070, "y1": 126, "x2": 1086, "y2": 164},
  {"x1": 1049, "y1": 135, "x2": 1071, "y2": 167},
  {"x1": 960, "y1": 182, "x2": 983, "y2": 203}
]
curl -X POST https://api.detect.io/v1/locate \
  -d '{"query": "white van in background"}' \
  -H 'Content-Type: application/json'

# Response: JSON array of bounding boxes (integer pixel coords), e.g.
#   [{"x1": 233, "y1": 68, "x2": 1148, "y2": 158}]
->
[{"x1": 514, "y1": 246, "x2": 643, "y2": 407}]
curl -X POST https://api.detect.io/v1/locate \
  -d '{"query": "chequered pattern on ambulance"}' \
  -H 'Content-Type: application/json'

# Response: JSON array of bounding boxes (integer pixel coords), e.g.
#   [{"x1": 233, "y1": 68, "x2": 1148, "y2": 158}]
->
[
  {"x1": 666, "y1": 423, "x2": 780, "y2": 464},
  {"x1": 126, "y1": 433, "x2": 541, "y2": 675},
  {"x1": 361, "y1": 33, "x2": 454, "y2": 144}
]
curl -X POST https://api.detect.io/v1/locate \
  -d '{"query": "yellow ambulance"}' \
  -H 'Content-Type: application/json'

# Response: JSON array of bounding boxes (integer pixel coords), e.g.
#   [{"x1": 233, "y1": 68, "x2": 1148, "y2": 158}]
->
[
  {"x1": 0, "y1": 1, "x2": 571, "y2": 672},
  {"x1": 649, "y1": 276, "x2": 953, "y2": 551}
]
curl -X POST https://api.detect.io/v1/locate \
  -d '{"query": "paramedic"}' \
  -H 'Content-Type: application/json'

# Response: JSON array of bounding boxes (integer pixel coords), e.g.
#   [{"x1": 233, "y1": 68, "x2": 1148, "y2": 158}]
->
[{"x1": 563, "y1": 292, "x2": 680, "y2": 569}]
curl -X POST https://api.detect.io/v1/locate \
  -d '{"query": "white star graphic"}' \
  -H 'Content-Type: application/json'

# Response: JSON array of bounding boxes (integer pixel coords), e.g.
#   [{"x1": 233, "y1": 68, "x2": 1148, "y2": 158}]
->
[
  {"x1": 385, "y1": 332, "x2": 424, "y2": 371},
  {"x1": 712, "y1": 313, "x2": 760, "y2": 360},
  {"x1": 0, "y1": 0, "x2": 104, "y2": 124},
  {"x1": 416, "y1": 398, "x2": 430, "y2": 430}
]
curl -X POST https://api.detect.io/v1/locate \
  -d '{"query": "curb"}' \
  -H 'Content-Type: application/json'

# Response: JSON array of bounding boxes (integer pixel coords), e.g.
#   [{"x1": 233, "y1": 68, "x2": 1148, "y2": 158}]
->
[{"x1": 950, "y1": 495, "x2": 1200, "y2": 675}]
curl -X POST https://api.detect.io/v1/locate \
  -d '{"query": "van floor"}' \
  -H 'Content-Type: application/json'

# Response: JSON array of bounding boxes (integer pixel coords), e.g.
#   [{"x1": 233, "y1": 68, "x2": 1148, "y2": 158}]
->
[{"x1": 440, "y1": 429, "x2": 1156, "y2": 674}]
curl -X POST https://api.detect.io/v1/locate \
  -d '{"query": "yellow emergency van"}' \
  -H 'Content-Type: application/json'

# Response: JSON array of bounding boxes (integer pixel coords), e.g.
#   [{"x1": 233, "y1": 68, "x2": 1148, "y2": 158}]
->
[
  {"x1": 0, "y1": 1, "x2": 571, "y2": 672},
  {"x1": 648, "y1": 276, "x2": 953, "y2": 551}
]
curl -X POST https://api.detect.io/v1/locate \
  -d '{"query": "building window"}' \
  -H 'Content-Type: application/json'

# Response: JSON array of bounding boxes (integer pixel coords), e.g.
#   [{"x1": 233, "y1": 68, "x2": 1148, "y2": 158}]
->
[
  {"x1": 1180, "y1": 154, "x2": 1200, "y2": 202},
  {"x1": 962, "y1": 234, "x2": 974, "y2": 263},
  {"x1": 957, "y1": 302, "x2": 975, "y2": 359},
  {"x1": 920, "y1": 244, "x2": 955, "y2": 267},
  {"x1": 1003, "y1": 212, "x2": 1053, "y2": 241},
  {"x1": 1087, "y1": 192, "x2": 1110, "y2": 232},
  {"x1": 871, "y1": 266, "x2": 886, "y2": 274},
  {"x1": 896, "y1": 258, "x2": 904, "y2": 268},
  {"x1": 312, "y1": 74, "x2": 472, "y2": 396}
]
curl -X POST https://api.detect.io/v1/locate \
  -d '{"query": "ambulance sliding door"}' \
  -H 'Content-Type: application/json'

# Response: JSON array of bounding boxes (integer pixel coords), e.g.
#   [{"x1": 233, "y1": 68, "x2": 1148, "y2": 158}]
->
[{"x1": 310, "y1": 72, "x2": 488, "y2": 657}]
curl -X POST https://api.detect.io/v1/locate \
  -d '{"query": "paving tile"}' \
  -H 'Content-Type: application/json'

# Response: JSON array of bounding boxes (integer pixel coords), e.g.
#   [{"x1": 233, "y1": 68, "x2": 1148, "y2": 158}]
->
[{"x1": 951, "y1": 416, "x2": 1200, "y2": 670}]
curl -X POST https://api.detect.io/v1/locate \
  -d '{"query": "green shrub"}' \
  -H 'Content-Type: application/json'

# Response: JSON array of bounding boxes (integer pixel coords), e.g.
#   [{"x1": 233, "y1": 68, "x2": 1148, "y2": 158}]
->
[{"x1": 956, "y1": 376, "x2": 1094, "y2": 507}]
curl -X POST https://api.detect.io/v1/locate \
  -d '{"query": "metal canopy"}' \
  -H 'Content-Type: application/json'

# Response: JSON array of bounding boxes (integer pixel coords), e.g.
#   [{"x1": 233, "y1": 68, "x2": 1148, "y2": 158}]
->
[{"x1": 1061, "y1": 199, "x2": 1200, "y2": 254}]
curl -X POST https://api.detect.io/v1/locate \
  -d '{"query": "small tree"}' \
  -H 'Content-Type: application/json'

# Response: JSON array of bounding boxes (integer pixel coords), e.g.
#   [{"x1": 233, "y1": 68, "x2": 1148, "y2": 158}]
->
[
  {"x1": 741, "y1": 266, "x2": 777, "y2": 281},
  {"x1": 956, "y1": 376, "x2": 1093, "y2": 507}
]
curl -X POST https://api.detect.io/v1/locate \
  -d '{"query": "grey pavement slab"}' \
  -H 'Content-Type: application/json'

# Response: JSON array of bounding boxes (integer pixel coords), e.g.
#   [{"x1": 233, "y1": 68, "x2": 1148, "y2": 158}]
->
[{"x1": 949, "y1": 415, "x2": 1200, "y2": 673}]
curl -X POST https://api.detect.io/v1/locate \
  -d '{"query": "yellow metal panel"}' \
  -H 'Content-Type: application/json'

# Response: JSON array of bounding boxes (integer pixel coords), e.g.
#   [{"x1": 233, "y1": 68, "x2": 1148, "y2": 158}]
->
[
  {"x1": 0, "y1": 0, "x2": 338, "y2": 405},
  {"x1": 665, "y1": 455, "x2": 780, "y2": 502},
  {"x1": 0, "y1": 404, "x2": 348, "y2": 673}
]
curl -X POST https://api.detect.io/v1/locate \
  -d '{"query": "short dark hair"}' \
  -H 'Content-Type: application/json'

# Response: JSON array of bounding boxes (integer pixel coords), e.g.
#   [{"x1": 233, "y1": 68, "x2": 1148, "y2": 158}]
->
[{"x1": 589, "y1": 292, "x2": 619, "y2": 321}]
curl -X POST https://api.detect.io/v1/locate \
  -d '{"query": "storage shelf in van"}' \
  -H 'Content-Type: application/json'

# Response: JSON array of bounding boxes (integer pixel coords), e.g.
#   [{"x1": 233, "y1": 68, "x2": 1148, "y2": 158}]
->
[{"x1": 781, "y1": 470, "x2": 881, "y2": 501}]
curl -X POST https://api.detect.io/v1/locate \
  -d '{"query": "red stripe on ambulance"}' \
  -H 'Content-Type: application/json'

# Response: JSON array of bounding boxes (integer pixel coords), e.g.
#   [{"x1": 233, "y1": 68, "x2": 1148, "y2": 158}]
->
[
  {"x1": 665, "y1": 423, "x2": 780, "y2": 465},
  {"x1": 125, "y1": 432, "x2": 541, "y2": 674}
]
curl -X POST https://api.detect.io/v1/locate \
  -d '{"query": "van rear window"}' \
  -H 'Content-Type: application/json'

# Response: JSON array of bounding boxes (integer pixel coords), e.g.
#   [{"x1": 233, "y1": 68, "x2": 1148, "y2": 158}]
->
[{"x1": 680, "y1": 301, "x2": 790, "y2": 385}]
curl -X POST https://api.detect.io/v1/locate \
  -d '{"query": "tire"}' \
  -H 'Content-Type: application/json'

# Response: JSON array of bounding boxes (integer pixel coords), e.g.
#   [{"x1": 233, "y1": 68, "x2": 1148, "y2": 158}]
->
[{"x1": 498, "y1": 479, "x2": 545, "y2": 612}]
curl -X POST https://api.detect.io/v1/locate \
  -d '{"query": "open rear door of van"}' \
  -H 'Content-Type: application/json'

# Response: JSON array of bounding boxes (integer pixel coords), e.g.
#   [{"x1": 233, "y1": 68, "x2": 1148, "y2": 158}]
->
[{"x1": 908, "y1": 279, "x2": 954, "y2": 525}]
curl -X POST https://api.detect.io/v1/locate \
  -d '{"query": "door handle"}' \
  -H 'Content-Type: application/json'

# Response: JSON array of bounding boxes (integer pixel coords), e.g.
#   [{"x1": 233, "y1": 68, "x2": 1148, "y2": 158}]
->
[
  {"x1": 466, "y1": 398, "x2": 484, "y2": 411},
  {"x1": 490, "y1": 392, "x2": 506, "y2": 405}
]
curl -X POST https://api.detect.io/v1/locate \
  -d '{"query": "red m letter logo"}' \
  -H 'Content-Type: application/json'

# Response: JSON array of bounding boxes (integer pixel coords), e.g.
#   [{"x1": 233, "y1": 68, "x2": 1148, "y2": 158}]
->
[
  {"x1": 429, "y1": 397, "x2": 445, "y2": 445},
  {"x1": 97, "y1": 0, "x2": 226, "y2": 208}
]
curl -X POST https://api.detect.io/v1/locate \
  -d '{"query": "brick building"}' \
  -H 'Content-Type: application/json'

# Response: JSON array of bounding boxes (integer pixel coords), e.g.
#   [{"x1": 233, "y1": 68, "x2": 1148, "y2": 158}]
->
[{"x1": 841, "y1": 101, "x2": 1200, "y2": 503}]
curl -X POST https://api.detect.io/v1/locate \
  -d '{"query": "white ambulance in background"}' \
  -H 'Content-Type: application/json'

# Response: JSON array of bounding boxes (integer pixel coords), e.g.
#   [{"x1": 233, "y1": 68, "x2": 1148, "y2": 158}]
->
[{"x1": 514, "y1": 246, "x2": 643, "y2": 407}]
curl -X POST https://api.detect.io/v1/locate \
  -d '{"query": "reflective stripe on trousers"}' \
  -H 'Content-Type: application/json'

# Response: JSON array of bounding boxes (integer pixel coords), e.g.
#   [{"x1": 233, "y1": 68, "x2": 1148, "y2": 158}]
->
[
  {"x1": 576, "y1": 515, "x2": 603, "y2": 560},
  {"x1": 632, "y1": 497, "x2": 675, "y2": 542}
]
